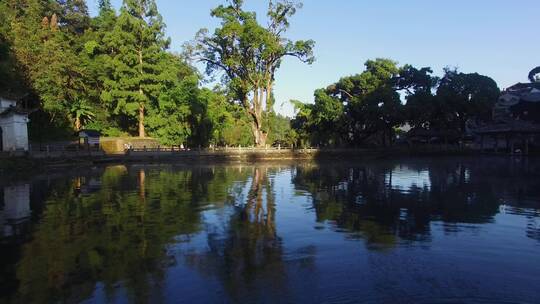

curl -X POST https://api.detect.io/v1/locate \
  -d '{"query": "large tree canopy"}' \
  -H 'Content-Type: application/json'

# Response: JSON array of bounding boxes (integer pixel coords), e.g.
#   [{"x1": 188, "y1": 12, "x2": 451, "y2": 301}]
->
[
  {"x1": 292, "y1": 59, "x2": 500, "y2": 147},
  {"x1": 100, "y1": 0, "x2": 173, "y2": 137},
  {"x1": 396, "y1": 65, "x2": 439, "y2": 129},
  {"x1": 191, "y1": 0, "x2": 315, "y2": 146},
  {"x1": 0, "y1": 0, "x2": 274, "y2": 145},
  {"x1": 436, "y1": 68, "x2": 500, "y2": 133},
  {"x1": 296, "y1": 58, "x2": 404, "y2": 147},
  {"x1": 0, "y1": 0, "x2": 506, "y2": 149}
]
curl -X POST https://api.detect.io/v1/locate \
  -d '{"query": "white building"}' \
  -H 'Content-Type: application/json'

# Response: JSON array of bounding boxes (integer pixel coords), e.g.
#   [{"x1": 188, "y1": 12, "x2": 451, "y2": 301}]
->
[{"x1": 0, "y1": 97, "x2": 29, "y2": 151}]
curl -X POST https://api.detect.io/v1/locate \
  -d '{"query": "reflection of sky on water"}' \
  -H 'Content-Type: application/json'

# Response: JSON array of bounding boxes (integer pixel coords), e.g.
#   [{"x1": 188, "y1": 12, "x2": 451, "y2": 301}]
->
[
  {"x1": 1, "y1": 160, "x2": 540, "y2": 304},
  {"x1": 385, "y1": 165, "x2": 431, "y2": 192}
]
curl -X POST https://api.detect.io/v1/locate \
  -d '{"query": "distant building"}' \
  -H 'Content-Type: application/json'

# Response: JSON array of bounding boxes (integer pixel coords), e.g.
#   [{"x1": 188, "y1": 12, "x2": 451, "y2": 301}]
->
[
  {"x1": 493, "y1": 82, "x2": 540, "y2": 122},
  {"x1": 78, "y1": 129, "x2": 101, "y2": 147},
  {"x1": 474, "y1": 67, "x2": 540, "y2": 154},
  {"x1": 0, "y1": 96, "x2": 30, "y2": 152}
]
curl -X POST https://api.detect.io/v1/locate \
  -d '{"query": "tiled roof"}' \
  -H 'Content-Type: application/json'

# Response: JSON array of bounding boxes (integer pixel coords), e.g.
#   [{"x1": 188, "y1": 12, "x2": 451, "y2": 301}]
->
[{"x1": 505, "y1": 82, "x2": 540, "y2": 92}]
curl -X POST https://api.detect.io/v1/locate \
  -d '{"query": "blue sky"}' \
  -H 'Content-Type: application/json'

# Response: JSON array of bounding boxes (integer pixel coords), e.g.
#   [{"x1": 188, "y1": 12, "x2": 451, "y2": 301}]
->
[{"x1": 88, "y1": 0, "x2": 539, "y2": 116}]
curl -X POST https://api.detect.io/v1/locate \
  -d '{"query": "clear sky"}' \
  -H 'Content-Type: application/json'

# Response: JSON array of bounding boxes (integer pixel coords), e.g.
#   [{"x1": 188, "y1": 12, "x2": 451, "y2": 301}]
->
[{"x1": 88, "y1": 0, "x2": 539, "y2": 117}]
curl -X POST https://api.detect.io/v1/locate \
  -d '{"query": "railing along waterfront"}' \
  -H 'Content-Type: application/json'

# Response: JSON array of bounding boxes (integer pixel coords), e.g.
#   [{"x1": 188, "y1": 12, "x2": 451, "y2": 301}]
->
[{"x1": 126, "y1": 145, "x2": 310, "y2": 153}]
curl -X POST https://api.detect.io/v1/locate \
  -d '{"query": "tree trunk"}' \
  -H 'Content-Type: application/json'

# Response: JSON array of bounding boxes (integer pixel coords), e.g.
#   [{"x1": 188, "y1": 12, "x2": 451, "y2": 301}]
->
[
  {"x1": 75, "y1": 116, "x2": 81, "y2": 131},
  {"x1": 250, "y1": 86, "x2": 267, "y2": 147},
  {"x1": 251, "y1": 122, "x2": 267, "y2": 147},
  {"x1": 138, "y1": 102, "x2": 145, "y2": 138},
  {"x1": 138, "y1": 49, "x2": 145, "y2": 138},
  {"x1": 265, "y1": 80, "x2": 273, "y2": 111}
]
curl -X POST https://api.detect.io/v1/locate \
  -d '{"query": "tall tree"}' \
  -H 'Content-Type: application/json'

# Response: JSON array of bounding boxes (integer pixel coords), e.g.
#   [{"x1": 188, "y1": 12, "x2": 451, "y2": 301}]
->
[
  {"x1": 0, "y1": 1, "x2": 28, "y2": 96},
  {"x1": 327, "y1": 58, "x2": 403, "y2": 146},
  {"x1": 436, "y1": 68, "x2": 499, "y2": 133},
  {"x1": 101, "y1": 0, "x2": 172, "y2": 137},
  {"x1": 145, "y1": 54, "x2": 199, "y2": 146},
  {"x1": 396, "y1": 65, "x2": 439, "y2": 129},
  {"x1": 55, "y1": 0, "x2": 91, "y2": 35},
  {"x1": 9, "y1": 0, "x2": 88, "y2": 117},
  {"x1": 306, "y1": 89, "x2": 345, "y2": 146},
  {"x1": 192, "y1": 0, "x2": 314, "y2": 146}
]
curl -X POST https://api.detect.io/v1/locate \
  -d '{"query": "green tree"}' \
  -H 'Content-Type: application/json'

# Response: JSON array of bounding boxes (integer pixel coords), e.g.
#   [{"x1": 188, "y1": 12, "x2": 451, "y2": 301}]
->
[
  {"x1": 68, "y1": 99, "x2": 95, "y2": 131},
  {"x1": 0, "y1": 1, "x2": 28, "y2": 97},
  {"x1": 101, "y1": 0, "x2": 173, "y2": 137},
  {"x1": 327, "y1": 58, "x2": 404, "y2": 146},
  {"x1": 75, "y1": 0, "x2": 120, "y2": 134},
  {"x1": 290, "y1": 99, "x2": 314, "y2": 147},
  {"x1": 189, "y1": 88, "x2": 255, "y2": 147},
  {"x1": 192, "y1": 0, "x2": 314, "y2": 147},
  {"x1": 291, "y1": 92, "x2": 346, "y2": 148},
  {"x1": 396, "y1": 65, "x2": 439, "y2": 129},
  {"x1": 145, "y1": 70, "x2": 197, "y2": 146},
  {"x1": 292, "y1": 59, "x2": 406, "y2": 147},
  {"x1": 55, "y1": 0, "x2": 91, "y2": 35},
  {"x1": 266, "y1": 112, "x2": 294, "y2": 146},
  {"x1": 436, "y1": 68, "x2": 500, "y2": 133},
  {"x1": 9, "y1": 0, "x2": 90, "y2": 125}
]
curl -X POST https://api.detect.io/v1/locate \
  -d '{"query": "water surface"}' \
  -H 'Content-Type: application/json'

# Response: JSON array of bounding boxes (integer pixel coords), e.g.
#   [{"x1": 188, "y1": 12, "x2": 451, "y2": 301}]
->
[{"x1": 1, "y1": 157, "x2": 540, "y2": 303}]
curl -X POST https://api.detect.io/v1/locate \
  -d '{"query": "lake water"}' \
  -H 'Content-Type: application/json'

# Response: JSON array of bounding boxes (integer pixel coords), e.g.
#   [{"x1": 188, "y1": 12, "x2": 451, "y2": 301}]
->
[{"x1": 1, "y1": 157, "x2": 540, "y2": 303}]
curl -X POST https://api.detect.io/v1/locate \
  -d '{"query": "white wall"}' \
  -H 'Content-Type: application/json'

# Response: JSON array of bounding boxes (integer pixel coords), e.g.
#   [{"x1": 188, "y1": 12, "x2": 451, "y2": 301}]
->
[{"x1": 0, "y1": 114, "x2": 29, "y2": 151}]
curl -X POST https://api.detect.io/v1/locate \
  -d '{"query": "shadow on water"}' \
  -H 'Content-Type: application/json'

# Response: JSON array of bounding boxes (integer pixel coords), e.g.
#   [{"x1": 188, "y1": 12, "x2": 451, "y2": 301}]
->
[{"x1": 0, "y1": 157, "x2": 539, "y2": 303}]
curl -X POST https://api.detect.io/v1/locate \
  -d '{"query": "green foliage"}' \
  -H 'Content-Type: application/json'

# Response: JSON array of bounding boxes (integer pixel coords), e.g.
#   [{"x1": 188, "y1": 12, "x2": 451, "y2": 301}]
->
[
  {"x1": 291, "y1": 89, "x2": 345, "y2": 147},
  {"x1": 68, "y1": 99, "x2": 95, "y2": 131},
  {"x1": 0, "y1": 1, "x2": 27, "y2": 96},
  {"x1": 436, "y1": 68, "x2": 500, "y2": 132},
  {"x1": 396, "y1": 65, "x2": 439, "y2": 129},
  {"x1": 194, "y1": 89, "x2": 255, "y2": 147},
  {"x1": 266, "y1": 113, "x2": 294, "y2": 146},
  {"x1": 298, "y1": 58, "x2": 404, "y2": 147},
  {"x1": 1, "y1": 0, "x2": 271, "y2": 146},
  {"x1": 293, "y1": 59, "x2": 499, "y2": 147},
  {"x1": 146, "y1": 74, "x2": 196, "y2": 146},
  {"x1": 55, "y1": 0, "x2": 91, "y2": 35},
  {"x1": 100, "y1": 0, "x2": 172, "y2": 137},
  {"x1": 192, "y1": 0, "x2": 314, "y2": 146},
  {"x1": 7, "y1": 0, "x2": 89, "y2": 116},
  {"x1": 1, "y1": 0, "x2": 501, "y2": 149}
]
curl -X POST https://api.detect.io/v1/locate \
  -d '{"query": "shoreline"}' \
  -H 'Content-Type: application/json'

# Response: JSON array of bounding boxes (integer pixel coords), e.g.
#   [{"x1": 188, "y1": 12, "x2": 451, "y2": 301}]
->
[
  {"x1": 1, "y1": 147, "x2": 529, "y2": 170},
  {"x1": 0, "y1": 149, "x2": 535, "y2": 183}
]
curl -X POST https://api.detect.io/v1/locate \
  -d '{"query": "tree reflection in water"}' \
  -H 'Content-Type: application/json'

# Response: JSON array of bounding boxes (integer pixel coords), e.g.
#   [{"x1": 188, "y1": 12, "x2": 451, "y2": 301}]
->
[
  {"x1": 182, "y1": 166, "x2": 315, "y2": 302},
  {"x1": 292, "y1": 158, "x2": 540, "y2": 248},
  {"x1": 5, "y1": 165, "x2": 251, "y2": 303},
  {"x1": 0, "y1": 158, "x2": 539, "y2": 303}
]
